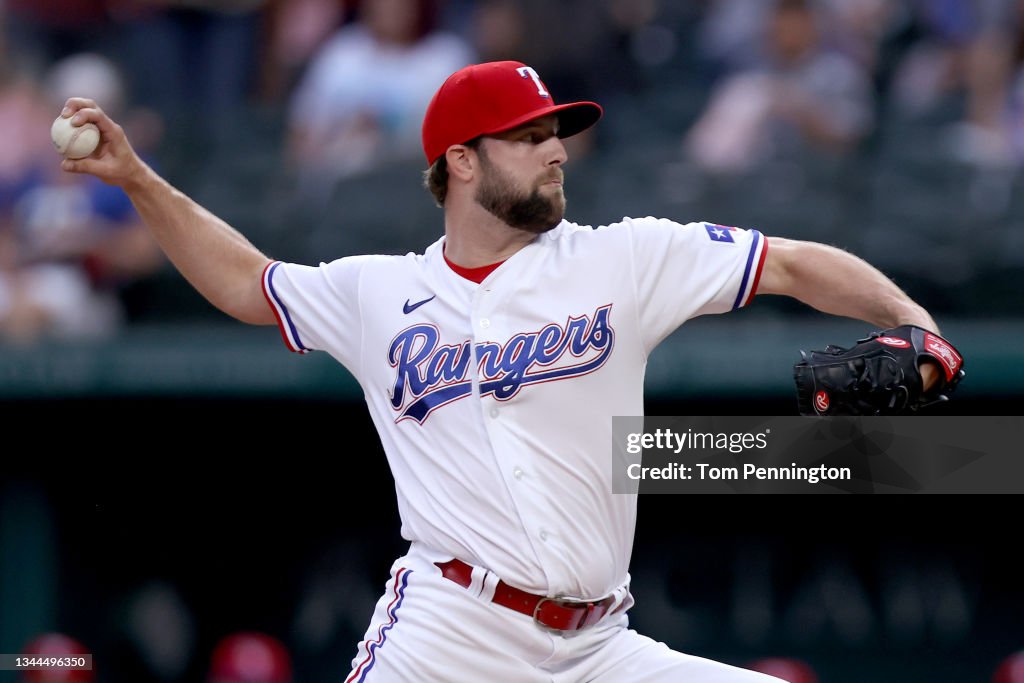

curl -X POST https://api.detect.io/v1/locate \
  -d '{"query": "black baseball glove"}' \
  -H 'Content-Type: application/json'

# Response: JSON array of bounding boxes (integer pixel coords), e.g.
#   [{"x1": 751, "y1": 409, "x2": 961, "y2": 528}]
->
[{"x1": 793, "y1": 325, "x2": 965, "y2": 416}]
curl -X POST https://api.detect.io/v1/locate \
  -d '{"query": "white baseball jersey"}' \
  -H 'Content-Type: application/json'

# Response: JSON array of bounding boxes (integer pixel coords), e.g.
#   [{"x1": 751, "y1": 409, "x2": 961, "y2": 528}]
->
[{"x1": 262, "y1": 217, "x2": 767, "y2": 600}]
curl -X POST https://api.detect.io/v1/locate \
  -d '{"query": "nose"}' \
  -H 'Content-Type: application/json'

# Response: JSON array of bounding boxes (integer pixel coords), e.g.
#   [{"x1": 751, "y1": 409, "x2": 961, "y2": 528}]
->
[{"x1": 545, "y1": 136, "x2": 568, "y2": 166}]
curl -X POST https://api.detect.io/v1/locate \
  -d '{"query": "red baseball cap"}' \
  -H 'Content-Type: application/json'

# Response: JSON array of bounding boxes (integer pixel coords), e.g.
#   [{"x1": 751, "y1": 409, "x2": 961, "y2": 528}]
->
[{"x1": 422, "y1": 61, "x2": 603, "y2": 165}]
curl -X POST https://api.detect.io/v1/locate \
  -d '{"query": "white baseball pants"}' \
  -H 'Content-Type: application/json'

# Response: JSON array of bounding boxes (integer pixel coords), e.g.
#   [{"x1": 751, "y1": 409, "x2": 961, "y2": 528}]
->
[{"x1": 344, "y1": 543, "x2": 782, "y2": 683}]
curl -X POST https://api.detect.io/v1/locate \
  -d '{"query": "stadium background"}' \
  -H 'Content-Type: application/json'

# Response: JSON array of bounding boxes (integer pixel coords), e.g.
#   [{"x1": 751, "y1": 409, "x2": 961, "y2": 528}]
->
[{"x1": 1, "y1": 1, "x2": 1021, "y2": 682}]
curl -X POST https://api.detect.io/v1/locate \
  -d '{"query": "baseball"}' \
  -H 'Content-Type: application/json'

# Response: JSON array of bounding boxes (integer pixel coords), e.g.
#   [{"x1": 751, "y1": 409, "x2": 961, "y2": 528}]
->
[{"x1": 51, "y1": 115, "x2": 100, "y2": 159}]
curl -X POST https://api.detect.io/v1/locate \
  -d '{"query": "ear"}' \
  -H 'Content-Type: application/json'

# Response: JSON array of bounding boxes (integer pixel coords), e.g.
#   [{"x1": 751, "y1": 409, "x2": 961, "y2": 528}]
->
[{"x1": 445, "y1": 144, "x2": 476, "y2": 182}]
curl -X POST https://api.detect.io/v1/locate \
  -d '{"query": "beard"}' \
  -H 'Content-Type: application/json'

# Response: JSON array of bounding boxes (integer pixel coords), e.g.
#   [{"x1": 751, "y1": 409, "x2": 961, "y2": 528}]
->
[{"x1": 474, "y1": 149, "x2": 565, "y2": 235}]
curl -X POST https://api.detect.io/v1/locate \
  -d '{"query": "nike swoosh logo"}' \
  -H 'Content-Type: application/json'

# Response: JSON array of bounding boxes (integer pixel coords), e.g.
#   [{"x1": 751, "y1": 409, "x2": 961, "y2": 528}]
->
[{"x1": 403, "y1": 295, "x2": 436, "y2": 314}]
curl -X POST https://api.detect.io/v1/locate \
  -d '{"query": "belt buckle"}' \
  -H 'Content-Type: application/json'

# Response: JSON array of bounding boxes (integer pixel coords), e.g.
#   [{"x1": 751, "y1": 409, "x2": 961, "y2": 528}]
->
[{"x1": 532, "y1": 595, "x2": 604, "y2": 632}]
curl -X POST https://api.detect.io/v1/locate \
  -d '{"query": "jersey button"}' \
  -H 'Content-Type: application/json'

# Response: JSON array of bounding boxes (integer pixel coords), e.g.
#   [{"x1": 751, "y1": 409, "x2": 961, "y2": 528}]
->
[
  {"x1": 480, "y1": 318, "x2": 491, "y2": 329},
  {"x1": 513, "y1": 467, "x2": 523, "y2": 480},
  {"x1": 490, "y1": 407, "x2": 499, "y2": 418},
  {"x1": 539, "y1": 530, "x2": 548, "y2": 542}
]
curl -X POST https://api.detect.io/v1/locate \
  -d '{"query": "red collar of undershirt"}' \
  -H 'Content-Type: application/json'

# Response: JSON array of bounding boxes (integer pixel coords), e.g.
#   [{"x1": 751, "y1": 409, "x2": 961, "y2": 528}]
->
[{"x1": 443, "y1": 248, "x2": 507, "y2": 284}]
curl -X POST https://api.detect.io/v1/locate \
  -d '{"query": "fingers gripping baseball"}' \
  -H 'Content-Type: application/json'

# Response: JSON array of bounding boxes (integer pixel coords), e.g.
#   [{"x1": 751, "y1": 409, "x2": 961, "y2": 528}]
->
[{"x1": 57, "y1": 98, "x2": 142, "y2": 187}]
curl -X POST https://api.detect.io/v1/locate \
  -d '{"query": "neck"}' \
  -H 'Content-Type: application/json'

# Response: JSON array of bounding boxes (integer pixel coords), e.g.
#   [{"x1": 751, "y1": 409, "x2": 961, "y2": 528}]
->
[{"x1": 442, "y1": 199, "x2": 544, "y2": 268}]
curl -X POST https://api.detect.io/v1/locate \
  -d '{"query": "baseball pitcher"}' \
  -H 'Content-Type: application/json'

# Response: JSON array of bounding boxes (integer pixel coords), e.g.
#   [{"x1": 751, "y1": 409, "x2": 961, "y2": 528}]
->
[{"x1": 58, "y1": 61, "x2": 962, "y2": 682}]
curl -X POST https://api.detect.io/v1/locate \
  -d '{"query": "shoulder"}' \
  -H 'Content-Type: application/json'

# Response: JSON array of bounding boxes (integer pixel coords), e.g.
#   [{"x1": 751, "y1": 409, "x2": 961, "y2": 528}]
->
[
  {"x1": 328, "y1": 247, "x2": 432, "y2": 275},
  {"x1": 548, "y1": 216, "x2": 707, "y2": 241},
  {"x1": 551, "y1": 218, "x2": 764, "y2": 258},
  {"x1": 280, "y1": 239, "x2": 436, "y2": 281},
  {"x1": 548, "y1": 216, "x2": 664, "y2": 235},
  {"x1": 537, "y1": 217, "x2": 693, "y2": 259}
]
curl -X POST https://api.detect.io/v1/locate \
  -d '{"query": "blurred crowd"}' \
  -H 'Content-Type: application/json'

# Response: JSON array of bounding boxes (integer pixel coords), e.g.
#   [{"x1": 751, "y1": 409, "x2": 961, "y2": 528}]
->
[
  {"x1": 2, "y1": 0, "x2": 1024, "y2": 344},
  {"x1": 688, "y1": 0, "x2": 1024, "y2": 170}
]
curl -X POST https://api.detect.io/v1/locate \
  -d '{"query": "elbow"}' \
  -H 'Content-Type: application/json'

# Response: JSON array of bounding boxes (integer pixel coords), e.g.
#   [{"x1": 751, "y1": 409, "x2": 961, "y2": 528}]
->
[
  {"x1": 755, "y1": 236, "x2": 802, "y2": 297},
  {"x1": 236, "y1": 306, "x2": 277, "y2": 326},
  {"x1": 213, "y1": 272, "x2": 277, "y2": 326},
  {"x1": 227, "y1": 294, "x2": 277, "y2": 326}
]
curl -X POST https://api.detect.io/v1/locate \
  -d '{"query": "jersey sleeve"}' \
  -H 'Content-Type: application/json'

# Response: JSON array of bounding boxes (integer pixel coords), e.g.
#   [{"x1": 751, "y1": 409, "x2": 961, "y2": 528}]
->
[
  {"x1": 261, "y1": 257, "x2": 368, "y2": 372},
  {"x1": 626, "y1": 217, "x2": 768, "y2": 351}
]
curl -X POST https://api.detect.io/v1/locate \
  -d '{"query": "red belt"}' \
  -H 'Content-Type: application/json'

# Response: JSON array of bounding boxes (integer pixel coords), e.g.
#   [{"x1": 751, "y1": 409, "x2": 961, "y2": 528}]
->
[{"x1": 434, "y1": 558, "x2": 617, "y2": 632}]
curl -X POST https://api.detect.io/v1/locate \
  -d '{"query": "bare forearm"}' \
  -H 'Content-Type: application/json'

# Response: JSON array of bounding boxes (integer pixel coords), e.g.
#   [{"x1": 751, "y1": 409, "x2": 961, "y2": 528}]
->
[
  {"x1": 124, "y1": 164, "x2": 273, "y2": 323},
  {"x1": 759, "y1": 238, "x2": 938, "y2": 331},
  {"x1": 58, "y1": 98, "x2": 275, "y2": 325}
]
